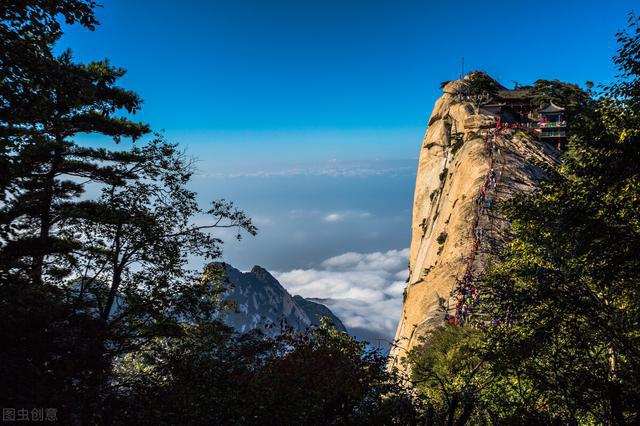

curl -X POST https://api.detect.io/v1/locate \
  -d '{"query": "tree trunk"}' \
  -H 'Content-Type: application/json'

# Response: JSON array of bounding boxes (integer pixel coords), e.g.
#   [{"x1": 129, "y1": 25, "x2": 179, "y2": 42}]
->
[
  {"x1": 80, "y1": 333, "x2": 107, "y2": 426},
  {"x1": 446, "y1": 394, "x2": 459, "y2": 426},
  {"x1": 102, "y1": 222, "x2": 123, "y2": 321},
  {"x1": 424, "y1": 404, "x2": 434, "y2": 426},
  {"x1": 608, "y1": 381, "x2": 626, "y2": 426},
  {"x1": 454, "y1": 399, "x2": 475, "y2": 426},
  {"x1": 32, "y1": 136, "x2": 63, "y2": 285}
]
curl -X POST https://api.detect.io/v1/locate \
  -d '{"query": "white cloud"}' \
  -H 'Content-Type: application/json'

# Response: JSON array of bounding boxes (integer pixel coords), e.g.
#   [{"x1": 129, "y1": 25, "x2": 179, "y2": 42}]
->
[
  {"x1": 324, "y1": 213, "x2": 343, "y2": 222},
  {"x1": 323, "y1": 211, "x2": 371, "y2": 223},
  {"x1": 274, "y1": 248, "x2": 409, "y2": 345}
]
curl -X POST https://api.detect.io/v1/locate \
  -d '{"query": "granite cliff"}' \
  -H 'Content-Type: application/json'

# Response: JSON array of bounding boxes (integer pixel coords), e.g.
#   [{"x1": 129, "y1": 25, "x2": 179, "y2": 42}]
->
[{"x1": 389, "y1": 75, "x2": 558, "y2": 371}]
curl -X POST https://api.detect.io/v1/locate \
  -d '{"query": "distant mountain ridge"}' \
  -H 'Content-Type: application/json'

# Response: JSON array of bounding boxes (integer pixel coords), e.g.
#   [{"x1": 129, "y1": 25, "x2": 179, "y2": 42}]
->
[{"x1": 214, "y1": 262, "x2": 347, "y2": 335}]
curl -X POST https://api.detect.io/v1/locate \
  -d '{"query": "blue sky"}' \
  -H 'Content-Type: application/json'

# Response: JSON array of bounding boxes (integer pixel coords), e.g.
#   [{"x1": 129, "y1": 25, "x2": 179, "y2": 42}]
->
[
  {"x1": 57, "y1": 0, "x2": 638, "y2": 341},
  {"x1": 60, "y1": 1, "x2": 635, "y2": 156}
]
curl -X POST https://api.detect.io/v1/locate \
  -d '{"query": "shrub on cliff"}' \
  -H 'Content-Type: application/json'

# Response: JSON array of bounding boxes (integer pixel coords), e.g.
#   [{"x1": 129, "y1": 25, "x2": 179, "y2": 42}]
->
[{"x1": 466, "y1": 71, "x2": 502, "y2": 97}]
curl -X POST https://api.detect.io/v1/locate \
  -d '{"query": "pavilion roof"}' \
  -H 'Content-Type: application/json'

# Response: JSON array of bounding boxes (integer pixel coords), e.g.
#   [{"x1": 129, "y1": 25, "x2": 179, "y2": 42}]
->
[
  {"x1": 539, "y1": 101, "x2": 565, "y2": 113},
  {"x1": 497, "y1": 89, "x2": 532, "y2": 99}
]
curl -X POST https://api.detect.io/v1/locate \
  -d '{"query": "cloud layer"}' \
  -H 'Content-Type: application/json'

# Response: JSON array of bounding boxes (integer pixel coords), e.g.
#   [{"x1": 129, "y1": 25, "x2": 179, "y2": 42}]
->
[
  {"x1": 197, "y1": 164, "x2": 416, "y2": 179},
  {"x1": 274, "y1": 248, "x2": 409, "y2": 346}
]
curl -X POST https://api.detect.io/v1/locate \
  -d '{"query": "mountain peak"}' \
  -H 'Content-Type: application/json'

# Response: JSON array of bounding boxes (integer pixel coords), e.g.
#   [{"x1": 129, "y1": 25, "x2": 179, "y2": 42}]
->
[
  {"x1": 250, "y1": 265, "x2": 268, "y2": 273},
  {"x1": 389, "y1": 78, "x2": 558, "y2": 371},
  {"x1": 249, "y1": 265, "x2": 281, "y2": 286},
  {"x1": 215, "y1": 262, "x2": 347, "y2": 335}
]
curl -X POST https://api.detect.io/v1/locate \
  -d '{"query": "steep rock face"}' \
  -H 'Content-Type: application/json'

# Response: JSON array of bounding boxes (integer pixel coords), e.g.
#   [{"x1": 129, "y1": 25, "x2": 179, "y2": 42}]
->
[
  {"x1": 292, "y1": 295, "x2": 347, "y2": 331},
  {"x1": 216, "y1": 263, "x2": 347, "y2": 335},
  {"x1": 389, "y1": 78, "x2": 558, "y2": 370}
]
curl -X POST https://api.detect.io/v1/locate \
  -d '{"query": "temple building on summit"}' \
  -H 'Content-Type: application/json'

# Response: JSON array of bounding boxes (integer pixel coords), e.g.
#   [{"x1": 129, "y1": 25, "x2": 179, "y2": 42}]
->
[
  {"x1": 538, "y1": 101, "x2": 567, "y2": 141},
  {"x1": 480, "y1": 88, "x2": 567, "y2": 149}
]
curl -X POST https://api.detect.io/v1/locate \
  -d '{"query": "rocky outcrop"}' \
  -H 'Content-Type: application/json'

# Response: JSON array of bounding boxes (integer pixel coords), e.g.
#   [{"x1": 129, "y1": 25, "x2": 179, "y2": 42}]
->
[
  {"x1": 215, "y1": 263, "x2": 347, "y2": 335},
  {"x1": 389, "y1": 77, "x2": 558, "y2": 371},
  {"x1": 292, "y1": 295, "x2": 347, "y2": 331}
]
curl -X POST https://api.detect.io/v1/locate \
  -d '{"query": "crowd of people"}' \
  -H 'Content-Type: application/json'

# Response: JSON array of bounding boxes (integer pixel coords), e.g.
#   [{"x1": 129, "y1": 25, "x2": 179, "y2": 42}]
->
[{"x1": 444, "y1": 125, "x2": 507, "y2": 326}]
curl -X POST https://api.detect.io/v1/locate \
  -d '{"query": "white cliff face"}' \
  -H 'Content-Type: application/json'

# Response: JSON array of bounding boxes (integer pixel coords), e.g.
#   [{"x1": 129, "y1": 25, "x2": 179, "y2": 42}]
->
[{"x1": 389, "y1": 79, "x2": 558, "y2": 371}]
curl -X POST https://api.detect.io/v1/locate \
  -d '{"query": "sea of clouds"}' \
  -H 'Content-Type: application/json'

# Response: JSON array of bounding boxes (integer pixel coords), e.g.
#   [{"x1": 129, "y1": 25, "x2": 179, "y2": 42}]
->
[{"x1": 274, "y1": 248, "x2": 409, "y2": 348}]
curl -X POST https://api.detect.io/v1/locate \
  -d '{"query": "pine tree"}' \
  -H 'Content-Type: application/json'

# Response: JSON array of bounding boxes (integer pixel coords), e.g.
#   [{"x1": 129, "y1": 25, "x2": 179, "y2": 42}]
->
[
  {"x1": 0, "y1": 51, "x2": 150, "y2": 285},
  {"x1": 1, "y1": 0, "x2": 98, "y2": 196},
  {"x1": 0, "y1": 2, "x2": 258, "y2": 420}
]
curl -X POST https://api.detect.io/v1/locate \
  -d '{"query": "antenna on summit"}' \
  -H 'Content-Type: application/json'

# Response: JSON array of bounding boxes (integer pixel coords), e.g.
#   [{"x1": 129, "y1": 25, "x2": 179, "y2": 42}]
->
[{"x1": 460, "y1": 57, "x2": 465, "y2": 80}]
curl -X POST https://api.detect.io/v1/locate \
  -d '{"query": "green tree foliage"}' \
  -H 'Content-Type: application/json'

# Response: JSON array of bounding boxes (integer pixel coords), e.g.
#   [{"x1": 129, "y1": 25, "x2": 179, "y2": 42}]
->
[
  {"x1": 483, "y1": 15, "x2": 640, "y2": 424},
  {"x1": 0, "y1": 51, "x2": 150, "y2": 284},
  {"x1": 117, "y1": 318, "x2": 420, "y2": 425},
  {"x1": 247, "y1": 320, "x2": 419, "y2": 425},
  {"x1": 409, "y1": 325, "x2": 487, "y2": 426},
  {"x1": 465, "y1": 71, "x2": 502, "y2": 97},
  {"x1": 0, "y1": 0, "x2": 98, "y2": 196},
  {"x1": 602, "y1": 14, "x2": 640, "y2": 142},
  {"x1": 0, "y1": 1, "x2": 255, "y2": 422},
  {"x1": 529, "y1": 78, "x2": 601, "y2": 136}
]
